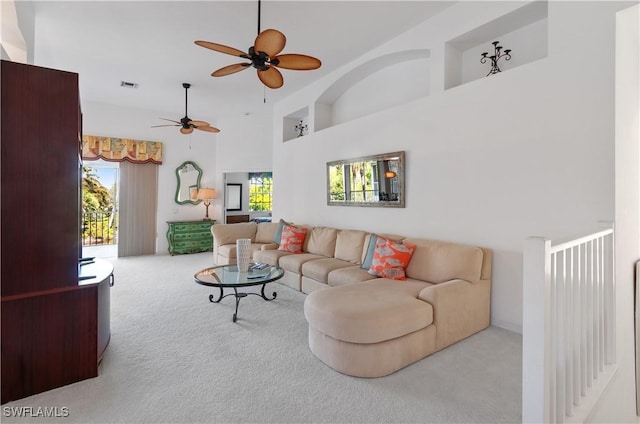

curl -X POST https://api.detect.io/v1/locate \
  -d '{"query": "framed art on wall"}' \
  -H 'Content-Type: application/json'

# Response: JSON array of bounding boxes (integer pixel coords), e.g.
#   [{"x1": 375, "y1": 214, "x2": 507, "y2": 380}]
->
[{"x1": 225, "y1": 184, "x2": 242, "y2": 211}]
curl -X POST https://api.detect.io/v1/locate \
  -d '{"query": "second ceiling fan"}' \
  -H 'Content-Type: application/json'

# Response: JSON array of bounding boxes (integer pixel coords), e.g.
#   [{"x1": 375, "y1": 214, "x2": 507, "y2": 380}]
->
[
  {"x1": 152, "y1": 83, "x2": 220, "y2": 135},
  {"x1": 195, "y1": 0, "x2": 321, "y2": 89}
]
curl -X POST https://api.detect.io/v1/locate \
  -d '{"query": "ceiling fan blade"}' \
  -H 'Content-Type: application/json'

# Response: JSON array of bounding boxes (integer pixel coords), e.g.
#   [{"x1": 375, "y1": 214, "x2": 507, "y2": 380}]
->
[
  {"x1": 254, "y1": 29, "x2": 286, "y2": 57},
  {"x1": 194, "y1": 40, "x2": 247, "y2": 57},
  {"x1": 212, "y1": 63, "x2": 251, "y2": 77},
  {"x1": 160, "y1": 118, "x2": 181, "y2": 124},
  {"x1": 151, "y1": 124, "x2": 180, "y2": 128},
  {"x1": 188, "y1": 120, "x2": 210, "y2": 128},
  {"x1": 180, "y1": 127, "x2": 194, "y2": 135},
  {"x1": 273, "y1": 54, "x2": 322, "y2": 70},
  {"x1": 196, "y1": 125, "x2": 220, "y2": 133},
  {"x1": 257, "y1": 66, "x2": 284, "y2": 89}
]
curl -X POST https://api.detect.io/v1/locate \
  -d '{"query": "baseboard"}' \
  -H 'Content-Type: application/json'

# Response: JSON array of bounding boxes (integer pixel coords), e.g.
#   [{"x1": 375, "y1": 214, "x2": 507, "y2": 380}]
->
[{"x1": 492, "y1": 319, "x2": 522, "y2": 334}]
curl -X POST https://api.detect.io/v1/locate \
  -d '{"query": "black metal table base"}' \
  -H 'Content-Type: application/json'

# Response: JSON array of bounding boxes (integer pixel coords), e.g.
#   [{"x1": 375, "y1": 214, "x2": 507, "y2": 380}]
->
[{"x1": 208, "y1": 283, "x2": 277, "y2": 322}]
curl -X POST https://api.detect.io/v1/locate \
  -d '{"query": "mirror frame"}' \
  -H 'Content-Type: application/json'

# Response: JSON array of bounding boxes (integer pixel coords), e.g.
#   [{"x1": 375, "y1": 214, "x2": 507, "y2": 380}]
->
[
  {"x1": 326, "y1": 151, "x2": 405, "y2": 208},
  {"x1": 174, "y1": 161, "x2": 203, "y2": 205},
  {"x1": 225, "y1": 183, "x2": 242, "y2": 211}
]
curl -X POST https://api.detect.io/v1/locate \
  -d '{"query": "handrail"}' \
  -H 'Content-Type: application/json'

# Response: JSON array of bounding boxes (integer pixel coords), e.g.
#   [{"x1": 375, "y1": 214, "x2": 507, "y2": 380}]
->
[
  {"x1": 523, "y1": 225, "x2": 616, "y2": 423},
  {"x1": 550, "y1": 228, "x2": 614, "y2": 253}
]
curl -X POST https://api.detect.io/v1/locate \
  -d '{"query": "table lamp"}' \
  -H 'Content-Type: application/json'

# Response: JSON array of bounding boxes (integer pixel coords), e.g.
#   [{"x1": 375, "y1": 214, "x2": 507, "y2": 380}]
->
[{"x1": 196, "y1": 188, "x2": 216, "y2": 220}]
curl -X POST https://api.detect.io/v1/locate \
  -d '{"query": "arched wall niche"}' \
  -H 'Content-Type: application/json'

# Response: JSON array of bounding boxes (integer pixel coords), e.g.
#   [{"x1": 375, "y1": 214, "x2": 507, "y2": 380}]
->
[{"x1": 314, "y1": 49, "x2": 431, "y2": 131}]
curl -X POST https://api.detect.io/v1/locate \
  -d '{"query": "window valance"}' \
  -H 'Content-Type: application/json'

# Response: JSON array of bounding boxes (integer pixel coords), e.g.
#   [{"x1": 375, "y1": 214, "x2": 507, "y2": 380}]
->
[{"x1": 82, "y1": 135, "x2": 163, "y2": 164}]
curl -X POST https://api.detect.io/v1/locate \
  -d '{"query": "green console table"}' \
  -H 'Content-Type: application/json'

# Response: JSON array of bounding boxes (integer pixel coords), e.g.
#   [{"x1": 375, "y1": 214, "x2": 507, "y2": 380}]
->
[{"x1": 166, "y1": 220, "x2": 215, "y2": 255}]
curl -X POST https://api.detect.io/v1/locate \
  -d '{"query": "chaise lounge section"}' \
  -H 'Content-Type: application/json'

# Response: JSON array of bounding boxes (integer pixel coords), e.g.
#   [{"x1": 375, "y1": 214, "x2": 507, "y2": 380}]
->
[{"x1": 304, "y1": 238, "x2": 492, "y2": 377}]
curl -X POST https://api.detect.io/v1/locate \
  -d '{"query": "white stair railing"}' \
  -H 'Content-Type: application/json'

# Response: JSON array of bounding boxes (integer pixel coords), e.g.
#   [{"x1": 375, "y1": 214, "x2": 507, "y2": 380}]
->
[{"x1": 523, "y1": 226, "x2": 616, "y2": 423}]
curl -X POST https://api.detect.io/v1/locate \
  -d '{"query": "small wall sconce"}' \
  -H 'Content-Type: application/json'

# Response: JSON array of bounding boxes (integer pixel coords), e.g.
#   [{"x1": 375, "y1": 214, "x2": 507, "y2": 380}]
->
[
  {"x1": 295, "y1": 120, "x2": 308, "y2": 137},
  {"x1": 196, "y1": 188, "x2": 217, "y2": 220},
  {"x1": 385, "y1": 171, "x2": 396, "y2": 178},
  {"x1": 480, "y1": 41, "x2": 511, "y2": 76}
]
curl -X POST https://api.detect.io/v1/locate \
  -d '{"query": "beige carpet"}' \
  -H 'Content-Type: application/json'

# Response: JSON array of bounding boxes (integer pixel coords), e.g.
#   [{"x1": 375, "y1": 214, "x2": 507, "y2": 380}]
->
[{"x1": 3, "y1": 252, "x2": 522, "y2": 423}]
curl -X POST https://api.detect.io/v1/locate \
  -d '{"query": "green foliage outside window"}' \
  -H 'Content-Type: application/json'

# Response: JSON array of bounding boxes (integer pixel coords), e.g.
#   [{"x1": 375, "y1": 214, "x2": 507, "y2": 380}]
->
[
  {"x1": 329, "y1": 162, "x2": 377, "y2": 202},
  {"x1": 82, "y1": 166, "x2": 116, "y2": 243},
  {"x1": 249, "y1": 173, "x2": 273, "y2": 212},
  {"x1": 349, "y1": 162, "x2": 376, "y2": 202},
  {"x1": 329, "y1": 165, "x2": 345, "y2": 201}
]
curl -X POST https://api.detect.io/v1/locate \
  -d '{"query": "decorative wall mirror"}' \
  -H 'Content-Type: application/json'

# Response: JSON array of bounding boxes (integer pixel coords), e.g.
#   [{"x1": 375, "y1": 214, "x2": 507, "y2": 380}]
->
[
  {"x1": 175, "y1": 161, "x2": 203, "y2": 205},
  {"x1": 327, "y1": 151, "x2": 405, "y2": 208},
  {"x1": 225, "y1": 183, "x2": 242, "y2": 211}
]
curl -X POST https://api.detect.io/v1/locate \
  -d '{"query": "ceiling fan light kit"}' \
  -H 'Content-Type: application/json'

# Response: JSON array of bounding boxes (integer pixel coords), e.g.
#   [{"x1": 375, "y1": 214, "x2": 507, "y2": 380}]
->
[
  {"x1": 151, "y1": 83, "x2": 220, "y2": 135},
  {"x1": 195, "y1": 1, "x2": 321, "y2": 89}
]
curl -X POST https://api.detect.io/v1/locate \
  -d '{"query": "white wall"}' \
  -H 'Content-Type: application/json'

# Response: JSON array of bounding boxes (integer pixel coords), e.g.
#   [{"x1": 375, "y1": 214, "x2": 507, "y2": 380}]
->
[
  {"x1": 82, "y1": 100, "x2": 218, "y2": 254},
  {"x1": 213, "y1": 112, "x2": 273, "y2": 223},
  {"x1": 590, "y1": 4, "x2": 640, "y2": 423},
  {"x1": 272, "y1": 1, "x2": 631, "y2": 335}
]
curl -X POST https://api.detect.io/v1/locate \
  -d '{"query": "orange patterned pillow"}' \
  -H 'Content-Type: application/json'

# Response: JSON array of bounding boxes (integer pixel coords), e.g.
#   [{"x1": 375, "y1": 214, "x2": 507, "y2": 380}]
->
[
  {"x1": 367, "y1": 237, "x2": 415, "y2": 280},
  {"x1": 278, "y1": 224, "x2": 307, "y2": 254}
]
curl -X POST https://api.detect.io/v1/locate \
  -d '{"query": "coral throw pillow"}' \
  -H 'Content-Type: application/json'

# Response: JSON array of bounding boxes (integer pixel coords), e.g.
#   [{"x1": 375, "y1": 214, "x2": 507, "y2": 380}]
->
[
  {"x1": 368, "y1": 238, "x2": 415, "y2": 280},
  {"x1": 278, "y1": 224, "x2": 307, "y2": 254}
]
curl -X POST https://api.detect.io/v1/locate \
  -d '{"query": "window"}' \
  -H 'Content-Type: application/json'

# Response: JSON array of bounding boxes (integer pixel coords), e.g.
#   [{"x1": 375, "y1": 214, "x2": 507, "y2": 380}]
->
[{"x1": 249, "y1": 172, "x2": 272, "y2": 212}]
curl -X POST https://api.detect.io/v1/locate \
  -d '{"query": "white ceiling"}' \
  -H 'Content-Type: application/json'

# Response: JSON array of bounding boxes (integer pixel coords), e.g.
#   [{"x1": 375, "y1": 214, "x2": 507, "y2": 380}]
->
[{"x1": 18, "y1": 1, "x2": 455, "y2": 121}]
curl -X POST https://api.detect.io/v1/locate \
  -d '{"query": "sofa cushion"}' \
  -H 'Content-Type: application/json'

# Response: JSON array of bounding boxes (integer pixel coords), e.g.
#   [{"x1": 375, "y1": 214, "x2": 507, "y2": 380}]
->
[
  {"x1": 361, "y1": 234, "x2": 378, "y2": 269},
  {"x1": 212, "y1": 221, "x2": 257, "y2": 245},
  {"x1": 301, "y1": 258, "x2": 356, "y2": 284},
  {"x1": 306, "y1": 227, "x2": 338, "y2": 257},
  {"x1": 279, "y1": 253, "x2": 326, "y2": 274},
  {"x1": 272, "y1": 218, "x2": 289, "y2": 244},
  {"x1": 403, "y1": 238, "x2": 484, "y2": 284},
  {"x1": 219, "y1": 243, "x2": 265, "y2": 260},
  {"x1": 304, "y1": 279, "x2": 433, "y2": 344},
  {"x1": 255, "y1": 222, "x2": 280, "y2": 243},
  {"x1": 253, "y1": 249, "x2": 293, "y2": 266},
  {"x1": 278, "y1": 224, "x2": 308, "y2": 253},
  {"x1": 334, "y1": 230, "x2": 367, "y2": 264},
  {"x1": 327, "y1": 266, "x2": 378, "y2": 286},
  {"x1": 368, "y1": 238, "x2": 415, "y2": 280}
]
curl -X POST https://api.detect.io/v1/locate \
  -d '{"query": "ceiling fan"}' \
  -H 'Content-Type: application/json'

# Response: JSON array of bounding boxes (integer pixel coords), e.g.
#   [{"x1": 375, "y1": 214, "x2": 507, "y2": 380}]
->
[
  {"x1": 152, "y1": 83, "x2": 220, "y2": 135},
  {"x1": 194, "y1": 0, "x2": 321, "y2": 89}
]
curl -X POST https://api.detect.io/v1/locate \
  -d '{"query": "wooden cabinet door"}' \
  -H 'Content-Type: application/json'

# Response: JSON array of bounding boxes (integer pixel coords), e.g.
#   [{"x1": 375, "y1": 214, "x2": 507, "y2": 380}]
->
[{"x1": 1, "y1": 60, "x2": 81, "y2": 296}]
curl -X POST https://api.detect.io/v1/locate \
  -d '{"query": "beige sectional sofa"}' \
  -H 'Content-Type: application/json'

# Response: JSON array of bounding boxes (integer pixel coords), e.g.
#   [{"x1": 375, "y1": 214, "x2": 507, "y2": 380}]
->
[
  {"x1": 211, "y1": 221, "x2": 492, "y2": 377},
  {"x1": 211, "y1": 221, "x2": 280, "y2": 265}
]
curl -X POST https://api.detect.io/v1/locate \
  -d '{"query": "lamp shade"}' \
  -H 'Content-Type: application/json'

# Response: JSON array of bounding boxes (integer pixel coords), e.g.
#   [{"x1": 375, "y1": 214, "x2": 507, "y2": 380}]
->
[
  {"x1": 196, "y1": 188, "x2": 217, "y2": 201},
  {"x1": 385, "y1": 171, "x2": 396, "y2": 178}
]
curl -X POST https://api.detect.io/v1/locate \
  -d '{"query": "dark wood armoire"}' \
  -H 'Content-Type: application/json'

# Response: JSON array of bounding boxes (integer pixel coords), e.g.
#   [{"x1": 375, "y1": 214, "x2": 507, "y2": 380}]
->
[{"x1": 1, "y1": 60, "x2": 111, "y2": 404}]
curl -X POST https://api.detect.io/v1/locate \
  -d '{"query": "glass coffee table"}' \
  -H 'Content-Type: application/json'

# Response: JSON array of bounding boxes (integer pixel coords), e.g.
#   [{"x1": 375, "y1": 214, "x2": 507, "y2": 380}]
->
[{"x1": 194, "y1": 263, "x2": 284, "y2": 322}]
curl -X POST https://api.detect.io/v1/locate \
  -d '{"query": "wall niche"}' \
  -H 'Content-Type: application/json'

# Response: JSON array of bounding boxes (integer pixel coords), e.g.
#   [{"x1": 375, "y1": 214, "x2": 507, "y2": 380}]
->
[
  {"x1": 445, "y1": 1, "x2": 548, "y2": 89},
  {"x1": 315, "y1": 49, "x2": 430, "y2": 132},
  {"x1": 282, "y1": 107, "x2": 309, "y2": 142}
]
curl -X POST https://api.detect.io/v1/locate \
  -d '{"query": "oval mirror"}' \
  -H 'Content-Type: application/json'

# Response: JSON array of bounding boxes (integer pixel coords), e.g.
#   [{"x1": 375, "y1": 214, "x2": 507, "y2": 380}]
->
[{"x1": 175, "y1": 161, "x2": 203, "y2": 205}]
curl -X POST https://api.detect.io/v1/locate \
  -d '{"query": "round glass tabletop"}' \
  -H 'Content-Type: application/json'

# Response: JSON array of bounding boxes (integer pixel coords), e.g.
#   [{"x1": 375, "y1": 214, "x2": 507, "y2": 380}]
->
[{"x1": 194, "y1": 264, "x2": 284, "y2": 288}]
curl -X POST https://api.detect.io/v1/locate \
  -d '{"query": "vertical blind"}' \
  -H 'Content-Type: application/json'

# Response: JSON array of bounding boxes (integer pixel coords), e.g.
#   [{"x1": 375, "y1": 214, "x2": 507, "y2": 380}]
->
[{"x1": 117, "y1": 161, "x2": 158, "y2": 257}]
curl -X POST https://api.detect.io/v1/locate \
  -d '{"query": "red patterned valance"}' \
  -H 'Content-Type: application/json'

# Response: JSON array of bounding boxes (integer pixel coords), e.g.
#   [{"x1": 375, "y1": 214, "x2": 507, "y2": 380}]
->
[{"x1": 82, "y1": 135, "x2": 163, "y2": 164}]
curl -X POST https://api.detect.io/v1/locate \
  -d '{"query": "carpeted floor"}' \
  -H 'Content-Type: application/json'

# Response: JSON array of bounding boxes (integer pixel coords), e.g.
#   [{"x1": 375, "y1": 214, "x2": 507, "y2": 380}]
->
[{"x1": 3, "y1": 252, "x2": 522, "y2": 423}]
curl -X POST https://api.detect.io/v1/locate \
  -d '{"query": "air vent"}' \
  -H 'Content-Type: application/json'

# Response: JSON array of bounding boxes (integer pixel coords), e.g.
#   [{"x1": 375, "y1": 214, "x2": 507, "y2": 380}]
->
[{"x1": 120, "y1": 81, "x2": 139, "y2": 88}]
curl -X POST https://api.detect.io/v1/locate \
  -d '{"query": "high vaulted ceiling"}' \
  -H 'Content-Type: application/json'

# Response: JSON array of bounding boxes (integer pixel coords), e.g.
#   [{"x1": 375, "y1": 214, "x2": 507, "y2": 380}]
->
[{"x1": 16, "y1": 1, "x2": 455, "y2": 121}]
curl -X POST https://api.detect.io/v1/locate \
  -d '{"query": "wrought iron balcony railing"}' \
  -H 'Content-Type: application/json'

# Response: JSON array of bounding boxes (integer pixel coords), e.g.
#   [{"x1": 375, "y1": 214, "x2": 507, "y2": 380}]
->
[{"x1": 82, "y1": 211, "x2": 117, "y2": 246}]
